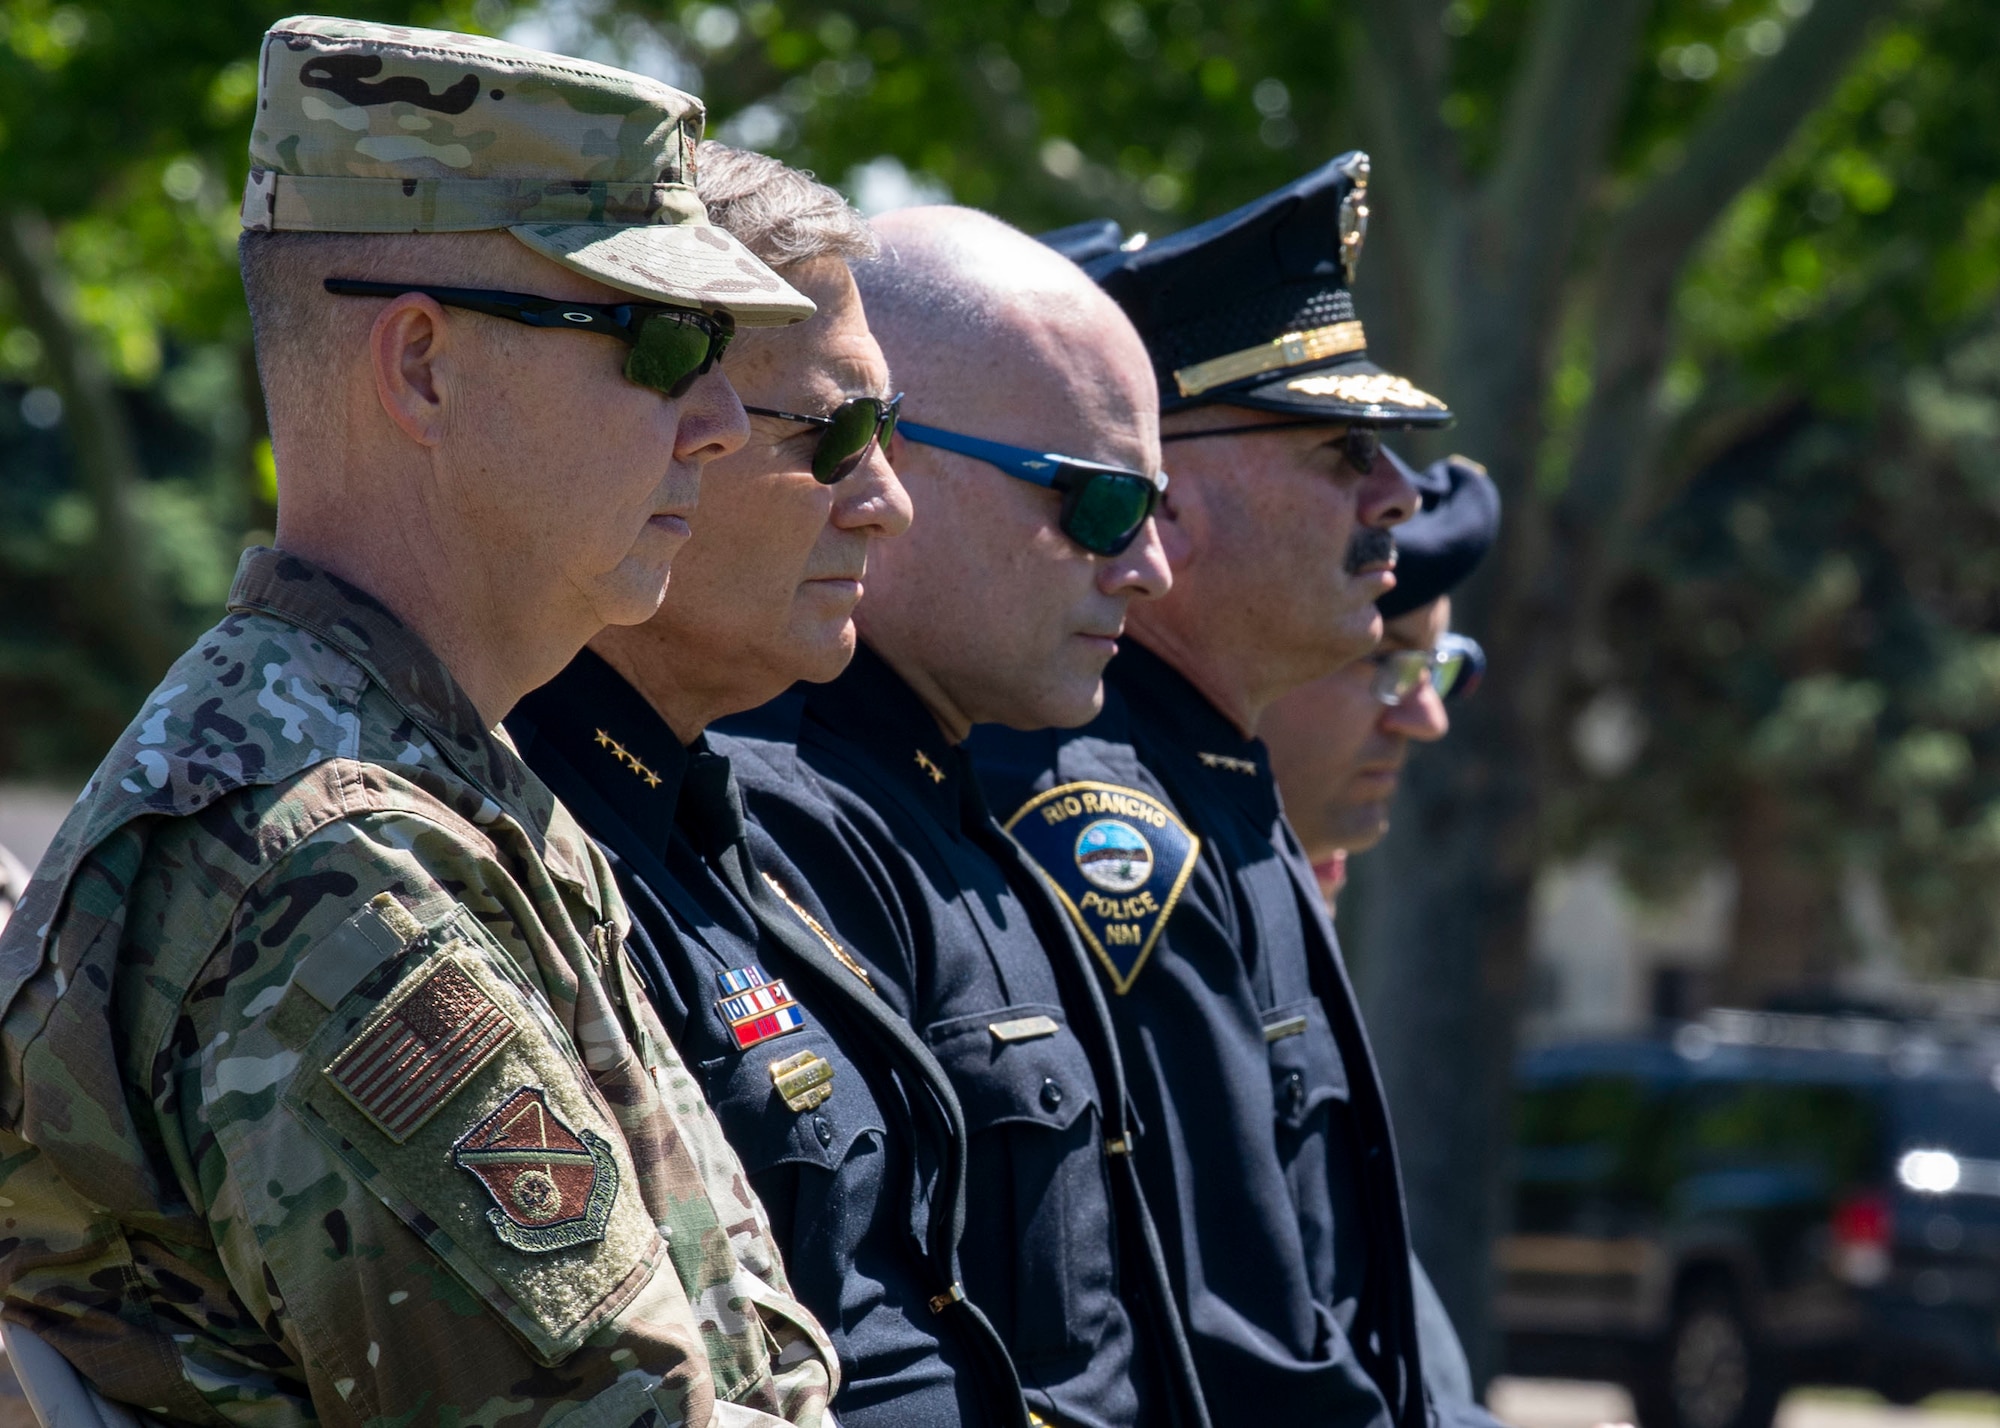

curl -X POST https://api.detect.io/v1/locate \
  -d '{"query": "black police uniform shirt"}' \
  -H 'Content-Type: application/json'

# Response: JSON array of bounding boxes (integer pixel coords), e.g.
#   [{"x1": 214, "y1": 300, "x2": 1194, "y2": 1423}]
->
[
  {"x1": 712, "y1": 642, "x2": 1208, "y2": 1428},
  {"x1": 974, "y1": 640, "x2": 1495, "y2": 1428},
  {"x1": 507, "y1": 649, "x2": 1022, "y2": 1428}
]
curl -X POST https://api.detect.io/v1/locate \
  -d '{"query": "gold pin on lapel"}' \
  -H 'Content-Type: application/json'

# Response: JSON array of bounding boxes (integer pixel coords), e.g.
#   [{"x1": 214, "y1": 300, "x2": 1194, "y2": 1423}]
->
[
  {"x1": 915, "y1": 750, "x2": 945, "y2": 784},
  {"x1": 594, "y1": 729, "x2": 663, "y2": 791}
]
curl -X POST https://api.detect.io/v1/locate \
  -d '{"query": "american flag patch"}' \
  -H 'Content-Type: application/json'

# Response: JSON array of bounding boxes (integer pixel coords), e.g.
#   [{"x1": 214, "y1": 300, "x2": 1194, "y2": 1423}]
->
[{"x1": 325, "y1": 957, "x2": 519, "y2": 1142}]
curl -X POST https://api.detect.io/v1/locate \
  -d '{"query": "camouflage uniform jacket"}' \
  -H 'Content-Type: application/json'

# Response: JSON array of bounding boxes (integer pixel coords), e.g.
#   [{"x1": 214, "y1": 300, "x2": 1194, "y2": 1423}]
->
[{"x1": 0, "y1": 549, "x2": 838, "y2": 1428}]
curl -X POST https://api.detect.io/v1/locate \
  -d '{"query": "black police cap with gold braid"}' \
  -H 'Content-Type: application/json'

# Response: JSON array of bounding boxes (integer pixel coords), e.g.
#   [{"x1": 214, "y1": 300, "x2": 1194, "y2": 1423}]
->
[{"x1": 1040, "y1": 152, "x2": 1452, "y2": 428}]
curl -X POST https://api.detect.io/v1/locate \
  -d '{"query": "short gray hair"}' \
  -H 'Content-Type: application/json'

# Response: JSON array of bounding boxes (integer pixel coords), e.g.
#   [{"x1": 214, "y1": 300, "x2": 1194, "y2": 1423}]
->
[{"x1": 696, "y1": 141, "x2": 878, "y2": 268}]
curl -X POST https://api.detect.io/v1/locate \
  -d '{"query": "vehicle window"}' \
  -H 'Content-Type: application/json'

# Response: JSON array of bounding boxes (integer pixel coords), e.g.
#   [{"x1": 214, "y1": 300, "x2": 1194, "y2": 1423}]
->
[
  {"x1": 1673, "y1": 1080, "x2": 1881, "y2": 1189},
  {"x1": 1518, "y1": 1074, "x2": 1647, "y2": 1183},
  {"x1": 1514, "y1": 1074, "x2": 1667, "y2": 1231}
]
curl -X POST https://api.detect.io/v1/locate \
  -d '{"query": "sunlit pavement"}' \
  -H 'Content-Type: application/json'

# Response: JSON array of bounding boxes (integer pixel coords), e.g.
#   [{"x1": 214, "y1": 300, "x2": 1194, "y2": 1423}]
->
[{"x1": 1488, "y1": 1379, "x2": 2000, "y2": 1428}]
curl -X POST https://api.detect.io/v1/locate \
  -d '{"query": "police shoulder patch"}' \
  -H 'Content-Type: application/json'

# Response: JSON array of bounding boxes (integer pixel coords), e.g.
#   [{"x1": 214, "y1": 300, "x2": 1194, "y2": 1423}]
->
[{"x1": 1003, "y1": 781, "x2": 1199, "y2": 994}]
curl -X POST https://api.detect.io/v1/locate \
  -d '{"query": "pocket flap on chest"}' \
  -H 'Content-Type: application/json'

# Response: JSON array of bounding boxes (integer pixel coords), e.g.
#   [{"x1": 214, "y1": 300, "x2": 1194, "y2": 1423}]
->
[
  {"x1": 925, "y1": 1003, "x2": 1097, "y2": 1132},
  {"x1": 702, "y1": 1026, "x2": 885, "y2": 1174},
  {"x1": 1265, "y1": 999, "x2": 1350, "y2": 1128}
]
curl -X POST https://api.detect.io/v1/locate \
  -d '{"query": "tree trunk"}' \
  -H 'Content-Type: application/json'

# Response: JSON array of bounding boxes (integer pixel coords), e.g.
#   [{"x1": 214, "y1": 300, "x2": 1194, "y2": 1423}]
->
[
  {"x1": 0, "y1": 207, "x2": 175, "y2": 683},
  {"x1": 1340, "y1": 0, "x2": 1893, "y2": 1388},
  {"x1": 1716, "y1": 782, "x2": 1843, "y2": 1008}
]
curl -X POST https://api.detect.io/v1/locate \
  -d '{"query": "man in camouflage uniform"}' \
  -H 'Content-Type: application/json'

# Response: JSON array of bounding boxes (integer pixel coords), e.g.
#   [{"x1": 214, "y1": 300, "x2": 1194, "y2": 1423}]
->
[{"x1": 0, "y1": 18, "x2": 839, "y2": 1428}]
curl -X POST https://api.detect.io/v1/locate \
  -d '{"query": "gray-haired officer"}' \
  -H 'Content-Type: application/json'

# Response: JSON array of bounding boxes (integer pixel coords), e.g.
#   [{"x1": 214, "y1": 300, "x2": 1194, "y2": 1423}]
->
[
  {"x1": 506, "y1": 144, "x2": 1030, "y2": 1427},
  {"x1": 975, "y1": 155, "x2": 1503, "y2": 1428}
]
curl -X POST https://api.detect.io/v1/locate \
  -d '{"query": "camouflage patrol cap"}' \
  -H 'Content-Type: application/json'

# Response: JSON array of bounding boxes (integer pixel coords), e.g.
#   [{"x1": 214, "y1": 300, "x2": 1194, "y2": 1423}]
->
[{"x1": 243, "y1": 16, "x2": 813, "y2": 327}]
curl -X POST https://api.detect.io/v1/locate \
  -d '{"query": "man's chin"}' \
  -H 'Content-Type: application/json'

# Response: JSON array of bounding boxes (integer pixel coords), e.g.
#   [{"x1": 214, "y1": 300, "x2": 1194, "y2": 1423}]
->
[
  {"x1": 592, "y1": 555, "x2": 677, "y2": 629},
  {"x1": 1330, "y1": 805, "x2": 1393, "y2": 853},
  {"x1": 784, "y1": 618, "x2": 860, "y2": 687}
]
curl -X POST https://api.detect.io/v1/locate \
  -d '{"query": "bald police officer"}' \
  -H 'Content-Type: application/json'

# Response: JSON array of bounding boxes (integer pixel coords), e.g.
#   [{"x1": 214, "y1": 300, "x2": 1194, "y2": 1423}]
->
[
  {"x1": 976, "y1": 155, "x2": 1503, "y2": 1428},
  {"x1": 508, "y1": 144, "x2": 1031, "y2": 1425},
  {"x1": 715, "y1": 207, "x2": 1209, "y2": 1428},
  {"x1": 0, "y1": 20, "x2": 839, "y2": 1428}
]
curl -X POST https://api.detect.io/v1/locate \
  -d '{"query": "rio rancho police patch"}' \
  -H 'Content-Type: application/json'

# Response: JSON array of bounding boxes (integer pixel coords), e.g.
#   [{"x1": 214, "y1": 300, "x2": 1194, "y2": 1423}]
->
[{"x1": 1004, "y1": 782, "x2": 1199, "y2": 993}]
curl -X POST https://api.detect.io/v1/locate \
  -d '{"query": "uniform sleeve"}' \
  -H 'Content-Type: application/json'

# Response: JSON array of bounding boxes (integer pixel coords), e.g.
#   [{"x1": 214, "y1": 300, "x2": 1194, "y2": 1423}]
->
[
  {"x1": 1411, "y1": 1256, "x2": 1504, "y2": 1428},
  {"x1": 162, "y1": 810, "x2": 820, "y2": 1428}
]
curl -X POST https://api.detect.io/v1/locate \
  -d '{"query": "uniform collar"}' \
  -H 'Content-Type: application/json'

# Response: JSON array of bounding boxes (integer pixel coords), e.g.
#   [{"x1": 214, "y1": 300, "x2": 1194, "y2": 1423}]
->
[
  {"x1": 1110, "y1": 640, "x2": 1279, "y2": 813},
  {"x1": 508, "y1": 647, "x2": 688, "y2": 858},
  {"x1": 804, "y1": 641, "x2": 964, "y2": 826},
  {"x1": 226, "y1": 545, "x2": 527, "y2": 799}
]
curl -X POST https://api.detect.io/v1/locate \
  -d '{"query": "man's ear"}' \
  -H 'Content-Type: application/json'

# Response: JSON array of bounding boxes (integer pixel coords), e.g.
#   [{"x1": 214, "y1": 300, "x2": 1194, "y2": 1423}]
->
[{"x1": 367, "y1": 294, "x2": 453, "y2": 448}]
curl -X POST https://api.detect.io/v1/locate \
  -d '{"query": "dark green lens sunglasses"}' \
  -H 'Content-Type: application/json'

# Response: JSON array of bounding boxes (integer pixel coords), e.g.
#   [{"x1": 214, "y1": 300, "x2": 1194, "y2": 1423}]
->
[
  {"x1": 897, "y1": 420, "x2": 1166, "y2": 556},
  {"x1": 323, "y1": 280, "x2": 733, "y2": 398},
  {"x1": 743, "y1": 393, "x2": 903, "y2": 484}
]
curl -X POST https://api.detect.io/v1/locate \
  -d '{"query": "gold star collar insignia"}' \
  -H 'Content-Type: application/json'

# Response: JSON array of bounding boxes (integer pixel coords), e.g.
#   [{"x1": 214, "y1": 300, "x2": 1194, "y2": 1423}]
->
[
  {"x1": 595, "y1": 729, "x2": 664, "y2": 790},
  {"x1": 1197, "y1": 751, "x2": 1259, "y2": 776},
  {"x1": 914, "y1": 749, "x2": 945, "y2": 784}
]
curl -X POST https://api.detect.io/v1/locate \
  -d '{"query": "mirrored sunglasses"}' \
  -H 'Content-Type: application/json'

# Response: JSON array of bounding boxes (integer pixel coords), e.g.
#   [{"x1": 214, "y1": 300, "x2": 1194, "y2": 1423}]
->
[
  {"x1": 323, "y1": 280, "x2": 733, "y2": 399},
  {"x1": 743, "y1": 393, "x2": 903, "y2": 484},
  {"x1": 1371, "y1": 632, "x2": 1486, "y2": 706},
  {"x1": 896, "y1": 420, "x2": 1166, "y2": 556}
]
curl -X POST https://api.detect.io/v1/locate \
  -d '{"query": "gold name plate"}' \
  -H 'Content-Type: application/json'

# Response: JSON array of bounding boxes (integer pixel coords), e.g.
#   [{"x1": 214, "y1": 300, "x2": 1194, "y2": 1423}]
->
[
  {"x1": 768, "y1": 1048, "x2": 835, "y2": 1112},
  {"x1": 1173, "y1": 320, "x2": 1368, "y2": 398}
]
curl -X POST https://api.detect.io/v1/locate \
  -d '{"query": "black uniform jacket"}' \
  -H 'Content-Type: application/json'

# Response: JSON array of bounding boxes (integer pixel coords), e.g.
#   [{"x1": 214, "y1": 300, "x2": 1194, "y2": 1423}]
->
[
  {"x1": 972, "y1": 641, "x2": 1499, "y2": 1428},
  {"x1": 509, "y1": 650, "x2": 1024, "y2": 1428},
  {"x1": 713, "y1": 643, "x2": 1210, "y2": 1428}
]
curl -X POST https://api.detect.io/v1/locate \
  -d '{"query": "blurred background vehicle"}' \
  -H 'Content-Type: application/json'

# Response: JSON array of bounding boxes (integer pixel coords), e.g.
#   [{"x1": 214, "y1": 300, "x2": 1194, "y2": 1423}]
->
[{"x1": 1503, "y1": 1009, "x2": 2000, "y2": 1428}]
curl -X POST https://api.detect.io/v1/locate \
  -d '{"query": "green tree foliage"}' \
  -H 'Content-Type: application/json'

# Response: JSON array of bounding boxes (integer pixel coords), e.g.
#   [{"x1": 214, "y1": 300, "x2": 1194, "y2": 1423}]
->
[
  {"x1": 0, "y1": 0, "x2": 430, "y2": 773},
  {"x1": 1560, "y1": 0, "x2": 2000, "y2": 986}
]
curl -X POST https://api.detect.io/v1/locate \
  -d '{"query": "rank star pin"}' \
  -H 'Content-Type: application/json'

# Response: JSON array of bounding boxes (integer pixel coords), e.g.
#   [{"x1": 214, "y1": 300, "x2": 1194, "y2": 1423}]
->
[
  {"x1": 915, "y1": 750, "x2": 945, "y2": 784},
  {"x1": 595, "y1": 729, "x2": 663, "y2": 789}
]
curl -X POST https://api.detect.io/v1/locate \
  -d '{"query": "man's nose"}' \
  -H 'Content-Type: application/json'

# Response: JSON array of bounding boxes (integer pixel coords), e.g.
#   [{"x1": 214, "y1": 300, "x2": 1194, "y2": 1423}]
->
[
  {"x1": 1101, "y1": 516, "x2": 1172, "y2": 600},
  {"x1": 1359, "y1": 449, "x2": 1419, "y2": 529},
  {"x1": 832, "y1": 444, "x2": 914, "y2": 538},
  {"x1": 1380, "y1": 680, "x2": 1449, "y2": 743},
  {"x1": 674, "y1": 368, "x2": 751, "y2": 463}
]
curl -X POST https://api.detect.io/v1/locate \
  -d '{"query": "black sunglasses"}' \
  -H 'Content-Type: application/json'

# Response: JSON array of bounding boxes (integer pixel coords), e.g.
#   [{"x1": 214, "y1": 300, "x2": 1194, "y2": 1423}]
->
[
  {"x1": 896, "y1": 420, "x2": 1167, "y2": 556},
  {"x1": 323, "y1": 280, "x2": 734, "y2": 399},
  {"x1": 1161, "y1": 419, "x2": 1381, "y2": 474},
  {"x1": 743, "y1": 393, "x2": 903, "y2": 484}
]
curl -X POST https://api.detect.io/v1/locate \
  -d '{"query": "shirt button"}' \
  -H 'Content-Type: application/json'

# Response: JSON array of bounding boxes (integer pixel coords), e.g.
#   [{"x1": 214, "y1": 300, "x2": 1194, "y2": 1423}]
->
[
  {"x1": 1040, "y1": 1078, "x2": 1064, "y2": 1112},
  {"x1": 813, "y1": 1115, "x2": 833, "y2": 1148},
  {"x1": 1284, "y1": 1072, "x2": 1305, "y2": 1113}
]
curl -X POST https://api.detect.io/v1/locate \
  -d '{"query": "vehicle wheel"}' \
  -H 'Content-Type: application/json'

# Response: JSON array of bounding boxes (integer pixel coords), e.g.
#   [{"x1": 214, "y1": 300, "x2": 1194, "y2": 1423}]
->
[{"x1": 1633, "y1": 1282, "x2": 1782, "y2": 1428}]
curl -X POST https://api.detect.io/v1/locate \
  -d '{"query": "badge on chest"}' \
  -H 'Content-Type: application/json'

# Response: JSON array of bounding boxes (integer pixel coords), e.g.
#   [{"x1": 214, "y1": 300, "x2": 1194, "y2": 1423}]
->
[{"x1": 1003, "y1": 781, "x2": 1200, "y2": 993}]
